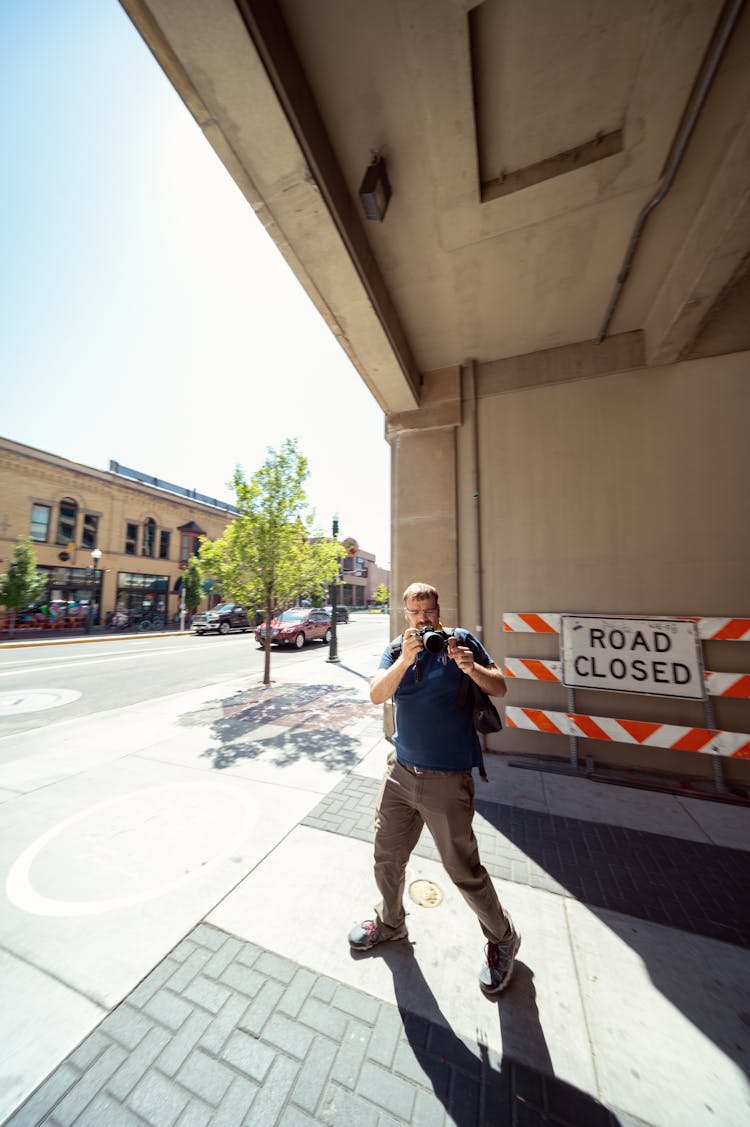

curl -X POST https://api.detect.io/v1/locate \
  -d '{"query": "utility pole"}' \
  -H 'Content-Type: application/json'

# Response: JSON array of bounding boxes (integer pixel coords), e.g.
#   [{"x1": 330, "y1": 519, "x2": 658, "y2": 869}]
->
[{"x1": 327, "y1": 514, "x2": 341, "y2": 663}]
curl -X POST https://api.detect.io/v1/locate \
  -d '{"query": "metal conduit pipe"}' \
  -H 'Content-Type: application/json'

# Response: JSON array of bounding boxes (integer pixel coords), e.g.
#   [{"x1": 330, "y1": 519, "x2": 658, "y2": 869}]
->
[
  {"x1": 463, "y1": 358, "x2": 484, "y2": 644},
  {"x1": 595, "y1": 0, "x2": 746, "y2": 345}
]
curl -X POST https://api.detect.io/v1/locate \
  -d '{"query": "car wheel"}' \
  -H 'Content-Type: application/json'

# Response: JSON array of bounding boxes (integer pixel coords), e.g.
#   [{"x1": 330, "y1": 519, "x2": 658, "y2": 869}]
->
[
  {"x1": 295, "y1": 632, "x2": 305, "y2": 649},
  {"x1": 219, "y1": 621, "x2": 231, "y2": 635},
  {"x1": 324, "y1": 628, "x2": 332, "y2": 643}
]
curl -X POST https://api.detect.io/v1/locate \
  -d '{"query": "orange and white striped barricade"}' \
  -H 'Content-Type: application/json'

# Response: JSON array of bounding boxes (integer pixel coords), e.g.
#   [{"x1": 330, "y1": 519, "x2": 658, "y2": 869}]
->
[{"x1": 501, "y1": 612, "x2": 750, "y2": 791}]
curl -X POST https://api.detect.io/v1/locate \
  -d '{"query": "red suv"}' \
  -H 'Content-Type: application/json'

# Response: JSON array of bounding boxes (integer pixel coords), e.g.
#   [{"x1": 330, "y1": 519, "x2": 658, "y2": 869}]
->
[{"x1": 255, "y1": 607, "x2": 332, "y2": 649}]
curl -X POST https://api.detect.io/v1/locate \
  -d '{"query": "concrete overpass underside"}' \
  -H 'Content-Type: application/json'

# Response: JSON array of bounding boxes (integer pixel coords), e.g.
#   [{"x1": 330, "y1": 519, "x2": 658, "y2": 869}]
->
[{"x1": 121, "y1": 0, "x2": 750, "y2": 790}]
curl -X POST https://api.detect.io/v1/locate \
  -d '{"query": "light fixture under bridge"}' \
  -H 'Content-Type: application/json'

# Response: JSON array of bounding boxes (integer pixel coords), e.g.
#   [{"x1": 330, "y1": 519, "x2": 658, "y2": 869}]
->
[{"x1": 359, "y1": 153, "x2": 391, "y2": 222}]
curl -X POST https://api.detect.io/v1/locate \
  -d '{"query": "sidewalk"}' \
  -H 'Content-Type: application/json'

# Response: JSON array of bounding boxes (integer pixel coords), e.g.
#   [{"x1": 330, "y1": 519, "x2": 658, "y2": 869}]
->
[
  {"x1": 0, "y1": 628, "x2": 189, "y2": 649},
  {"x1": 1, "y1": 647, "x2": 749, "y2": 1126}
]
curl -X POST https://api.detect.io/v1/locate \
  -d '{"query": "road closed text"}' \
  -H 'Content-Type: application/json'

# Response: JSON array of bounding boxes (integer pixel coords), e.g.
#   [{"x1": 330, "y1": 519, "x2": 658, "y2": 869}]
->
[{"x1": 561, "y1": 617, "x2": 704, "y2": 699}]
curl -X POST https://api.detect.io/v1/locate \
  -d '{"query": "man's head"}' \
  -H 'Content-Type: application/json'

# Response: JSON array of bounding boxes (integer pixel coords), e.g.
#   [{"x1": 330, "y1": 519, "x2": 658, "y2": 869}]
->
[{"x1": 402, "y1": 582, "x2": 440, "y2": 630}]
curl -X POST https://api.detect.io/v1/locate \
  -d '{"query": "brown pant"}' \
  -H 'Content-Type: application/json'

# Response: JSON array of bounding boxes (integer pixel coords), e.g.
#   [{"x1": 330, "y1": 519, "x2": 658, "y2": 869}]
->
[{"x1": 373, "y1": 754, "x2": 511, "y2": 943}]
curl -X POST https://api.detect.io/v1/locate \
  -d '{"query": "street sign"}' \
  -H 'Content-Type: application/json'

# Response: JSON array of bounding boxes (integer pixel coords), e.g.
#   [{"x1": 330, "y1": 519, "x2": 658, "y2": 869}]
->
[{"x1": 561, "y1": 615, "x2": 705, "y2": 699}]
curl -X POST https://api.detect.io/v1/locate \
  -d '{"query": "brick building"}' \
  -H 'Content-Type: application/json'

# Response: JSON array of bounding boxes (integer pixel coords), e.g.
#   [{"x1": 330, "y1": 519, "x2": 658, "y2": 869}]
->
[
  {"x1": 0, "y1": 437, "x2": 237, "y2": 632},
  {"x1": 338, "y1": 546, "x2": 389, "y2": 610},
  {"x1": 0, "y1": 436, "x2": 390, "y2": 630}
]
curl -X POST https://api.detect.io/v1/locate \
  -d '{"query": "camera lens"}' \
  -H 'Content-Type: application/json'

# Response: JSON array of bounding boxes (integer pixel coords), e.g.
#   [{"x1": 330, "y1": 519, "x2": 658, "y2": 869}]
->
[{"x1": 422, "y1": 630, "x2": 445, "y2": 654}]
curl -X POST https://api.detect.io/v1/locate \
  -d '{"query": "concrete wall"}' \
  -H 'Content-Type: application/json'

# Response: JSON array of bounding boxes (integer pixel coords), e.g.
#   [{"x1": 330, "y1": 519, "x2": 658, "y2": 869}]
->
[{"x1": 391, "y1": 349, "x2": 750, "y2": 786}]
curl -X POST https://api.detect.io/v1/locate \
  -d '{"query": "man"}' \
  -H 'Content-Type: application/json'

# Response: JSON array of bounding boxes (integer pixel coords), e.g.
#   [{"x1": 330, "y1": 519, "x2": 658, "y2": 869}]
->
[{"x1": 348, "y1": 582, "x2": 520, "y2": 994}]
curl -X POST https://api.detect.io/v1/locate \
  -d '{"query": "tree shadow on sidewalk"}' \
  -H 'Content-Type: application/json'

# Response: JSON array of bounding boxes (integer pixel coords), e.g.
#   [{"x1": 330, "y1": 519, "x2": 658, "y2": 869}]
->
[
  {"x1": 200, "y1": 727, "x2": 363, "y2": 772},
  {"x1": 180, "y1": 681, "x2": 378, "y2": 772},
  {"x1": 354, "y1": 942, "x2": 620, "y2": 1126}
]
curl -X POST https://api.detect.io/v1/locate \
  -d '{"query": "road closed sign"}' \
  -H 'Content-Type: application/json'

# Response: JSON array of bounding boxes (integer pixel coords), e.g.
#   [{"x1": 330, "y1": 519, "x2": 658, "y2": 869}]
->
[{"x1": 561, "y1": 615, "x2": 705, "y2": 699}]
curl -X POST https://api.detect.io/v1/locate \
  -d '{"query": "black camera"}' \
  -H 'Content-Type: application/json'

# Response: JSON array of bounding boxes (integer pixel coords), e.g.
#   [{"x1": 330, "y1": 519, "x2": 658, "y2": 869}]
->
[{"x1": 416, "y1": 627, "x2": 450, "y2": 654}]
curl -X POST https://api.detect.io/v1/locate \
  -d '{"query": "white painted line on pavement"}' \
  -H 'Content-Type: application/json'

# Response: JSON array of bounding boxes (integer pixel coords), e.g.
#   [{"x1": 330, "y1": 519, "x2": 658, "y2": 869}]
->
[
  {"x1": 5, "y1": 781, "x2": 254, "y2": 916},
  {"x1": 0, "y1": 689, "x2": 82, "y2": 715},
  {"x1": 0, "y1": 645, "x2": 151, "y2": 667},
  {"x1": 0, "y1": 647, "x2": 197, "y2": 678}
]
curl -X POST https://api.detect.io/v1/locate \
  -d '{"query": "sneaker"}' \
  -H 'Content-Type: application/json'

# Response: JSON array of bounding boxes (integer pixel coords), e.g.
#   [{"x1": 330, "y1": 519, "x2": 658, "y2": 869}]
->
[
  {"x1": 348, "y1": 919, "x2": 408, "y2": 950},
  {"x1": 479, "y1": 924, "x2": 521, "y2": 993}
]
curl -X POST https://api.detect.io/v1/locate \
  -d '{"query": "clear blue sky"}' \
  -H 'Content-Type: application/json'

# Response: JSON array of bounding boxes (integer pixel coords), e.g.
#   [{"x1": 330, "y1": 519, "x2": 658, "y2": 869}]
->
[{"x1": 0, "y1": 0, "x2": 391, "y2": 565}]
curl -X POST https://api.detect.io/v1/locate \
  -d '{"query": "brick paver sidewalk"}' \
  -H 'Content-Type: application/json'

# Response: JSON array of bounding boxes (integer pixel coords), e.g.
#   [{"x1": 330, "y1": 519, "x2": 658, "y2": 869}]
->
[
  {"x1": 7, "y1": 924, "x2": 621, "y2": 1127},
  {"x1": 304, "y1": 776, "x2": 750, "y2": 947},
  {"x1": 10, "y1": 757, "x2": 747, "y2": 1125},
  {"x1": 16, "y1": 668, "x2": 748, "y2": 1127}
]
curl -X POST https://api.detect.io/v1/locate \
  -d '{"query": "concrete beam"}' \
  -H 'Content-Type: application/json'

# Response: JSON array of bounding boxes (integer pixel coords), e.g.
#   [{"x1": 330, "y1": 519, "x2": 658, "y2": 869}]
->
[
  {"x1": 478, "y1": 332, "x2": 645, "y2": 397},
  {"x1": 386, "y1": 365, "x2": 462, "y2": 439},
  {"x1": 645, "y1": 110, "x2": 750, "y2": 365},
  {"x1": 120, "y1": 0, "x2": 420, "y2": 413}
]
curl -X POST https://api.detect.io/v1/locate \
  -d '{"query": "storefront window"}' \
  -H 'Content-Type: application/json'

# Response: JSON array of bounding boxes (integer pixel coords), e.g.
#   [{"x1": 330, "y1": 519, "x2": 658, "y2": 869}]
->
[
  {"x1": 26, "y1": 566, "x2": 101, "y2": 629},
  {"x1": 115, "y1": 572, "x2": 169, "y2": 631},
  {"x1": 56, "y1": 498, "x2": 78, "y2": 546},
  {"x1": 30, "y1": 504, "x2": 51, "y2": 542}
]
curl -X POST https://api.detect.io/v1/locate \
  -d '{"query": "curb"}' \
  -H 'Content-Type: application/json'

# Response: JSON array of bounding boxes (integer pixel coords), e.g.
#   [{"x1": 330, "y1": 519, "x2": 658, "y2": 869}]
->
[{"x1": 0, "y1": 631, "x2": 192, "y2": 650}]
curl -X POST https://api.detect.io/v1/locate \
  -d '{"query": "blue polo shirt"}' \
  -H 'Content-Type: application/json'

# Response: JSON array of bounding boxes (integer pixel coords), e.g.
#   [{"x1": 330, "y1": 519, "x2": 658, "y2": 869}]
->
[{"x1": 379, "y1": 628, "x2": 493, "y2": 771}]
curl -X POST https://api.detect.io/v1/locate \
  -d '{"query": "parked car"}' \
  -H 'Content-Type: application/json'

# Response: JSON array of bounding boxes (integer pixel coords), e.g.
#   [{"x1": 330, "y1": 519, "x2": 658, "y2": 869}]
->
[
  {"x1": 324, "y1": 604, "x2": 350, "y2": 623},
  {"x1": 192, "y1": 603, "x2": 253, "y2": 635},
  {"x1": 256, "y1": 607, "x2": 332, "y2": 648}
]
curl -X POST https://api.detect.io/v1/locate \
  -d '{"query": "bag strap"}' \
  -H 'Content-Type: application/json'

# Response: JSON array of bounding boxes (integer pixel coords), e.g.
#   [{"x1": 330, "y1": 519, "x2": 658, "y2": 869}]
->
[
  {"x1": 453, "y1": 633, "x2": 489, "y2": 781},
  {"x1": 458, "y1": 675, "x2": 488, "y2": 782}
]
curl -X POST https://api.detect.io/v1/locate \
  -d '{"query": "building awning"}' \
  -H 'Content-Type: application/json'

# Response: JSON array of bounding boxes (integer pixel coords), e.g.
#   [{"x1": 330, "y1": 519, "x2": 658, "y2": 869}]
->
[{"x1": 174, "y1": 576, "x2": 215, "y2": 594}]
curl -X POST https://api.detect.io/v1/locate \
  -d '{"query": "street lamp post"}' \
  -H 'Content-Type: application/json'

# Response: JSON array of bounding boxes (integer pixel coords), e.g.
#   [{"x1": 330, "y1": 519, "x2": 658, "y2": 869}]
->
[
  {"x1": 327, "y1": 514, "x2": 341, "y2": 664},
  {"x1": 89, "y1": 548, "x2": 102, "y2": 632}
]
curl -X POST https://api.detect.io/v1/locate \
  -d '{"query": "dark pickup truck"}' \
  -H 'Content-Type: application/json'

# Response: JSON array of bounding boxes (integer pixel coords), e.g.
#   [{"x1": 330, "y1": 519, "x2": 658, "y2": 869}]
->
[{"x1": 191, "y1": 603, "x2": 253, "y2": 635}]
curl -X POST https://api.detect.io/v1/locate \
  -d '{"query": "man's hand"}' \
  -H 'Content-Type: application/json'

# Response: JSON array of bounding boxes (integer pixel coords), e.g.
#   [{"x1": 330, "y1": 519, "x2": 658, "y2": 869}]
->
[
  {"x1": 401, "y1": 627, "x2": 424, "y2": 663},
  {"x1": 447, "y1": 635, "x2": 475, "y2": 674},
  {"x1": 447, "y1": 635, "x2": 507, "y2": 698},
  {"x1": 369, "y1": 628, "x2": 424, "y2": 704}
]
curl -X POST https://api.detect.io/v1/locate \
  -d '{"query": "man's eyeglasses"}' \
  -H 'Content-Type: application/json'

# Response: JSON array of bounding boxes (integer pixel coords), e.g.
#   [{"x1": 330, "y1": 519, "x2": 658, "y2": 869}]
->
[{"x1": 404, "y1": 605, "x2": 438, "y2": 616}]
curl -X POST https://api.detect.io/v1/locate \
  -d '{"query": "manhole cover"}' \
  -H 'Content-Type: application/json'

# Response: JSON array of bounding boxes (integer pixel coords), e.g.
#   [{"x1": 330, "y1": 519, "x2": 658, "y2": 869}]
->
[
  {"x1": 0, "y1": 689, "x2": 81, "y2": 716},
  {"x1": 408, "y1": 879, "x2": 443, "y2": 907}
]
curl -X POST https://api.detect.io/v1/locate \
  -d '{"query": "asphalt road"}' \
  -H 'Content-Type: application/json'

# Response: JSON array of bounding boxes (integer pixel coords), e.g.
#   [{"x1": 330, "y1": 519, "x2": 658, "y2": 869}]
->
[{"x1": 0, "y1": 614, "x2": 390, "y2": 739}]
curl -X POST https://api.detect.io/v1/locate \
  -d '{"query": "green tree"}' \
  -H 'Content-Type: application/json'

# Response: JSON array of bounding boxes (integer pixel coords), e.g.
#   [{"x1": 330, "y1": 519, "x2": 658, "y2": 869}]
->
[
  {"x1": 374, "y1": 583, "x2": 389, "y2": 607},
  {"x1": 199, "y1": 439, "x2": 341, "y2": 684},
  {"x1": 182, "y1": 557, "x2": 204, "y2": 620},
  {"x1": 0, "y1": 537, "x2": 48, "y2": 636}
]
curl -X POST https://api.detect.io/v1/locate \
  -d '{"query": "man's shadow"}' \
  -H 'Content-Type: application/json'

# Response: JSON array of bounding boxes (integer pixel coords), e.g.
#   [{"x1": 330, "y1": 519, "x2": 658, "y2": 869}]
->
[{"x1": 353, "y1": 941, "x2": 620, "y2": 1126}]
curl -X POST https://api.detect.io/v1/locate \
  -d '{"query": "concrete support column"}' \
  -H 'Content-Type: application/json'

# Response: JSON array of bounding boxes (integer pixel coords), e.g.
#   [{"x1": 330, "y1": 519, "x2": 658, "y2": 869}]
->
[{"x1": 386, "y1": 365, "x2": 462, "y2": 630}]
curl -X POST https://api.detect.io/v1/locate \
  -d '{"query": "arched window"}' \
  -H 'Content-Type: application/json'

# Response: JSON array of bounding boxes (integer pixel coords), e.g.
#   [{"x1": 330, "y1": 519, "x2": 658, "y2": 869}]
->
[
  {"x1": 56, "y1": 498, "x2": 78, "y2": 546},
  {"x1": 142, "y1": 518, "x2": 156, "y2": 558}
]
